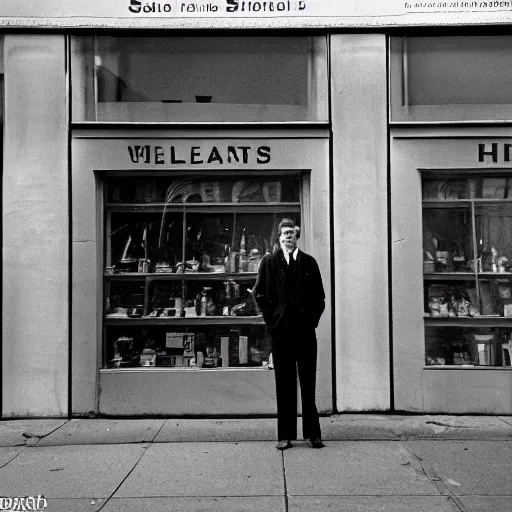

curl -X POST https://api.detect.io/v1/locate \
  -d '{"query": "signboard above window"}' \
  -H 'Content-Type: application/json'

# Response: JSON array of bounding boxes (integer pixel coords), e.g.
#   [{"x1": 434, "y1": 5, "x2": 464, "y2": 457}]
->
[
  {"x1": 390, "y1": 36, "x2": 512, "y2": 123},
  {"x1": 71, "y1": 36, "x2": 327, "y2": 123},
  {"x1": 3, "y1": 1, "x2": 512, "y2": 28}
]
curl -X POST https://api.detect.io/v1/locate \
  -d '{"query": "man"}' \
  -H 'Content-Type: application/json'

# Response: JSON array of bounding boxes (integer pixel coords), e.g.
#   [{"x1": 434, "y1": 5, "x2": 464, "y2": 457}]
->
[{"x1": 253, "y1": 218, "x2": 325, "y2": 450}]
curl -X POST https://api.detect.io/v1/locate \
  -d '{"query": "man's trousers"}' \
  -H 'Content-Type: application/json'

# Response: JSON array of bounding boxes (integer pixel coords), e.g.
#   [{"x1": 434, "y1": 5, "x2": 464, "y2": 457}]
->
[{"x1": 271, "y1": 310, "x2": 321, "y2": 441}]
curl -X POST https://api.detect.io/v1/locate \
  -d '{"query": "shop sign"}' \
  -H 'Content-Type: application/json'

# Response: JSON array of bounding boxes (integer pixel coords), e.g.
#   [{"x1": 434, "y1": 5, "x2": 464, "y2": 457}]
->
[
  {"x1": 2, "y1": 0, "x2": 512, "y2": 27},
  {"x1": 478, "y1": 143, "x2": 512, "y2": 163},
  {"x1": 127, "y1": 144, "x2": 271, "y2": 165}
]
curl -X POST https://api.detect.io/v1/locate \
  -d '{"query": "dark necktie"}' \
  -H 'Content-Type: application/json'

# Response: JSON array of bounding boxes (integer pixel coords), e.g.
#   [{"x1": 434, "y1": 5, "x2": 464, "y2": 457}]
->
[
  {"x1": 287, "y1": 253, "x2": 299, "y2": 304},
  {"x1": 288, "y1": 253, "x2": 297, "y2": 272}
]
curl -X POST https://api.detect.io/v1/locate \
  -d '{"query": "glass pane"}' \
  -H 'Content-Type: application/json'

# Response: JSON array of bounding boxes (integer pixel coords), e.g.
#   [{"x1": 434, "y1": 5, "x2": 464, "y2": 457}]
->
[
  {"x1": 474, "y1": 203, "x2": 512, "y2": 274},
  {"x1": 106, "y1": 176, "x2": 300, "y2": 204},
  {"x1": 105, "y1": 324, "x2": 271, "y2": 369},
  {"x1": 0, "y1": 35, "x2": 3, "y2": 126},
  {"x1": 183, "y1": 212, "x2": 294, "y2": 272},
  {"x1": 426, "y1": 326, "x2": 512, "y2": 368},
  {"x1": 0, "y1": 36, "x2": 3, "y2": 257},
  {"x1": 106, "y1": 280, "x2": 145, "y2": 318},
  {"x1": 184, "y1": 213, "x2": 232, "y2": 271},
  {"x1": 391, "y1": 36, "x2": 512, "y2": 122},
  {"x1": 478, "y1": 278, "x2": 512, "y2": 317},
  {"x1": 473, "y1": 177, "x2": 512, "y2": 199},
  {"x1": 422, "y1": 179, "x2": 469, "y2": 201},
  {"x1": 73, "y1": 36, "x2": 327, "y2": 123},
  {"x1": 182, "y1": 277, "x2": 258, "y2": 318},
  {"x1": 423, "y1": 173, "x2": 512, "y2": 368},
  {"x1": 424, "y1": 280, "x2": 477, "y2": 318},
  {"x1": 148, "y1": 281, "x2": 182, "y2": 317},
  {"x1": 407, "y1": 36, "x2": 512, "y2": 106},
  {"x1": 103, "y1": 173, "x2": 301, "y2": 369},
  {"x1": 422, "y1": 207, "x2": 472, "y2": 272},
  {"x1": 107, "y1": 211, "x2": 183, "y2": 272}
]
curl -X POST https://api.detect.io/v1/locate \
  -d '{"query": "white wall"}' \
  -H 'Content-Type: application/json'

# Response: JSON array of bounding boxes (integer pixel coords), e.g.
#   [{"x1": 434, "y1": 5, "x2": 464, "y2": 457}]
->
[
  {"x1": 331, "y1": 35, "x2": 390, "y2": 411},
  {"x1": 2, "y1": 35, "x2": 68, "y2": 417}
]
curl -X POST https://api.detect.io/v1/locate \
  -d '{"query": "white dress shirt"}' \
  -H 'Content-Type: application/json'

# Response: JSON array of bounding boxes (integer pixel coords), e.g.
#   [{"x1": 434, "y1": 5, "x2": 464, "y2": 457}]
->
[{"x1": 281, "y1": 245, "x2": 298, "y2": 264}]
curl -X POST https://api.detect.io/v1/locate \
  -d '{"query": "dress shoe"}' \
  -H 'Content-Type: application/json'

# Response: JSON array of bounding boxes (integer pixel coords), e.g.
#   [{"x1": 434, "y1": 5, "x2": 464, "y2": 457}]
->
[
  {"x1": 276, "y1": 440, "x2": 292, "y2": 450},
  {"x1": 310, "y1": 438, "x2": 325, "y2": 449}
]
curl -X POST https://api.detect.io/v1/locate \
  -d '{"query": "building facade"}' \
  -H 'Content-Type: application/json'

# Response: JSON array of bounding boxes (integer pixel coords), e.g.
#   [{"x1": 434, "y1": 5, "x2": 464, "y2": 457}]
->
[{"x1": 2, "y1": 2, "x2": 512, "y2": 417}]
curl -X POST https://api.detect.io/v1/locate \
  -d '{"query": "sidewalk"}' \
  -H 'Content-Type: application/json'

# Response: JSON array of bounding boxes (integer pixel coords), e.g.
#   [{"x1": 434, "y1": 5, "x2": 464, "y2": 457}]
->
[{"x1": 1, "y1": 414, "x2": 511, "y2": 511}]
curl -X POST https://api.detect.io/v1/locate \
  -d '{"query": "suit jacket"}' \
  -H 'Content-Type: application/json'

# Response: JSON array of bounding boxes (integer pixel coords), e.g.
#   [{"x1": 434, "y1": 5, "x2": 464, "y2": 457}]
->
[{"x1": 253, "y1": 248, "x2": 325, "y2": 331}]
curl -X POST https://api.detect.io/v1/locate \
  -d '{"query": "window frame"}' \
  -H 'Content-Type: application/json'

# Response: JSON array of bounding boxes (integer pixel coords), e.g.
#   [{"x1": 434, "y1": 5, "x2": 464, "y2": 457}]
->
[
  {"x1": 71, "y1": 34, "x2": 329, "y2": 124},
  {"x1": 390, "y1": 36, "x2": 512, "y2": 124},
  {"x1": 101, "y1": 169, "x2": 307, "y2": 370}
]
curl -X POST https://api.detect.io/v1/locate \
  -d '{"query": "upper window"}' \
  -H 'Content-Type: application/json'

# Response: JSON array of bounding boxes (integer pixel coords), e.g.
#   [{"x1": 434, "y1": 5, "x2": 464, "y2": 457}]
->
[
  {"x1": 71, "y1": 36, "x2": 328, "y2": 123},
  {"x1": 390, "y1": 36, "x2": 512, "y2": 123},
  {"x1": 0, "y1": 36, "x2": 3, "y2": 127}
]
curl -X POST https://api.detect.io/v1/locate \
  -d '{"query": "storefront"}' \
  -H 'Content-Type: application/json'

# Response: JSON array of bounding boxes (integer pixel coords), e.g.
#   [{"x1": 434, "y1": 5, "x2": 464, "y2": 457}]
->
[
  {"x1": 391, "y1": 36, "x2": 512, "y2": 414},
  {"x1": 2, "y1": 3, "x2": 512, "y2": 417}
]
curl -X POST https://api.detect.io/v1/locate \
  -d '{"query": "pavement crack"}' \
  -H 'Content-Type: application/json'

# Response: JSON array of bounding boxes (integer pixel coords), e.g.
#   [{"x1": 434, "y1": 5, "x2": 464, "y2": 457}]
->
[
  {"x1": 398, "y1": 443, "x2": 447, "y2": 493},
  {"x1": 497, "y1": 416, "x2": 512, "y2": 428},
  {"x1": 149, "y1": 420, "x2": 167, "y2": 443},
  {"x1": 448, "y1": 495, "x2": 468, "y2": 512},
  {"x1": 0, "y1": 449, "x2": 25, "y2": 469},
  {"x1": 388, "y1": 429, "x2": 404, "y2": 440},
  {"x1": 281, "y1": 452, "x2": 289, "y2": 512},
  {"x1": 95, "y1": 445, "x2": 151, "y2": 512},
  {"x1": 22, "y1": 420, "x2": 71, "y2": 446},
  {"x1": 425, "y1": 421, "x2": 475, "y2": 429},
  {"x1": 400, "y1": 443, "x2": 468, "y2": 511}
]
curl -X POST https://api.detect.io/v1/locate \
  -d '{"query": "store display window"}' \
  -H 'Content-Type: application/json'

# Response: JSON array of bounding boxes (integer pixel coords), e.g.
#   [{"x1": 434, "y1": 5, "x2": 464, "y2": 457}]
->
[
  {"x1": 0, "y1": 36, "x2": 3, "y2": 300},
  {"x1": 103, "y1": 173, "x2": 302, "y2": 369},
  {"x1": 390, "y1": 36, "x2": 512, "y2": 122},
  {"x1": 422, "y1": 173, "x2": 512, "y2": 367},
  {"x1": 71, "y1": 35, "x2": 328, "y2": 123}
]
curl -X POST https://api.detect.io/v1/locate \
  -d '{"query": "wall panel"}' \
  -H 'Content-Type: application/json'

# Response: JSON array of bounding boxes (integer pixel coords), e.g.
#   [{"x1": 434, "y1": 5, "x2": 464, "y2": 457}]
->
[
  {"x1": 2, "y1": 35, "x2": 68, "y2": 416},
  {"x1": 331, "y1": 34, "x2": 390, "y2": 411}
]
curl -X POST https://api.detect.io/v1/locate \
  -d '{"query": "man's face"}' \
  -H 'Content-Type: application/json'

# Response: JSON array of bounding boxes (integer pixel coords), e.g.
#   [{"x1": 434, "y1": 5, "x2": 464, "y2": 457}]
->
[{"x1": 279, "y1": 226, "x2": 298, "y2": 251}]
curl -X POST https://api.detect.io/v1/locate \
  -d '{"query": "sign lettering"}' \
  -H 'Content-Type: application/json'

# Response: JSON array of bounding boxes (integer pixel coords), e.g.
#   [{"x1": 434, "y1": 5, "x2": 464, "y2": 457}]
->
[
  {"x1": 127, "y1": 145, "x2": 271, "y2": 165},
  {"x1": 478, "y1": 143, "x2": 512, "y2": 163},
  {"x1": 3, "y1": 0, "x2": 512, "y2": 27}
]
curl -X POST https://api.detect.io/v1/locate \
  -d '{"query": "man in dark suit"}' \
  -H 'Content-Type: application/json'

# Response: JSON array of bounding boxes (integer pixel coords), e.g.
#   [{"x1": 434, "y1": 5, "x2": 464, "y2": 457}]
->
[{"x1": 253, "y1": 218, "x2": 325, "y2": 450}]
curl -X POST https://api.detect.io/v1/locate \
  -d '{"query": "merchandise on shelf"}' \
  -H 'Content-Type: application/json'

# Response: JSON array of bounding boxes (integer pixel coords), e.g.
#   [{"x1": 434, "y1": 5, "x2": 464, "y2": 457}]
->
[{"x1": 103, "y1": 174, "x2": 298, "y2": 370}]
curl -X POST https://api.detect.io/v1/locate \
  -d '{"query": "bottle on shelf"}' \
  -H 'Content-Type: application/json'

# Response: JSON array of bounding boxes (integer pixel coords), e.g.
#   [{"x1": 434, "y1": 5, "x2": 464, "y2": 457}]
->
[
  {"x1": 201, "y1": 292, "x2": 208, "y2": 316},
  {"x1": 239, "y1": 230, "x2": 249, "y2": 273},
  {"x1": 224, "y1": 245, "x2": 231, "y2": 273},
  {"x1": 230, "y1": 251, "x2": 239, "y2": 273}
]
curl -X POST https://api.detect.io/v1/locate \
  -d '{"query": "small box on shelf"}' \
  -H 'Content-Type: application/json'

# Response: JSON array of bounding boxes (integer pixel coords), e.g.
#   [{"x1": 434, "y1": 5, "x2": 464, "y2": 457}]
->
[
  {"x1": 220, "y1": 336, "x2": 229, "y2": 367},
  {"x1": 166, "y1": 332, "x2": 194, "y2": 350},
  {"x1": 239, "y1": 336, "x2": 249, "y2": 365}
]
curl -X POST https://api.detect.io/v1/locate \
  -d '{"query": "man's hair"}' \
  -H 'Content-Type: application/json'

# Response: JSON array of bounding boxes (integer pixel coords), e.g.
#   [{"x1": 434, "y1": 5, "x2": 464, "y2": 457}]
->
[{"x1": 277, "y1": 218, "x2": 300, "y2": 239}]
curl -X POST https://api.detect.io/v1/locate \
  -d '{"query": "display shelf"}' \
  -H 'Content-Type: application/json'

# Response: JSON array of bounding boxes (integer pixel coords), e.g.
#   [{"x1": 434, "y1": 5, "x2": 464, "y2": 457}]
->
[
  {"x1": 99, "y1": 366, "x2": 270, "y2": 373},
  {"x1": 105, "y1": 315, "x2": 265, "y2": 326},
  {"x1": 424, "y1": 272, "x2": 476, "y2": 281},
  {"x1": 105, "y1": 272, "x2": 258, "y2": 280},
  {"x1": 424, "y1": 316, "x2": 512, "y2": 327},
  {"x1": 423, "y1": 199, "x2": 512, "y2": 206},
  {"x1": 107, "y1": 202, "x2": 300, "y2": 214},
  {"x1": 105, "y1": 273, "x2": 148, "y2": 280},
  {"x1": 424, "y1": 272, "x2": 512, "y2": 281},
  {"x1": 424, "y1": 365, "x2": 512, "y2": 371},
  {"x1": 422, "y1": 200, "x2": 471, "y2": 209}
]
